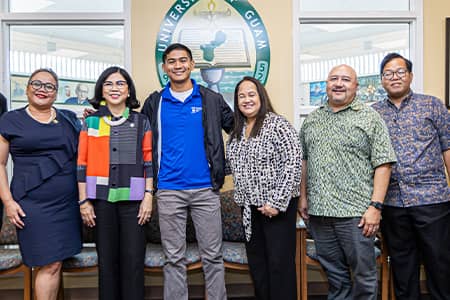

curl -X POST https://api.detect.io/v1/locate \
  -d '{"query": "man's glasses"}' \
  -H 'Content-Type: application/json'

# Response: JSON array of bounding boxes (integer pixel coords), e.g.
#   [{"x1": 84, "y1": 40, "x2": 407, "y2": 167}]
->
[
  {"x1": 103, "y1": 80, "x2": 128, "y2": 90},
  {"x1": 381, "y1": 69, "x2": 408, "y2": 80},
  {"x1": 29, "y1": 80, "x2": 57, "y2": 92}
]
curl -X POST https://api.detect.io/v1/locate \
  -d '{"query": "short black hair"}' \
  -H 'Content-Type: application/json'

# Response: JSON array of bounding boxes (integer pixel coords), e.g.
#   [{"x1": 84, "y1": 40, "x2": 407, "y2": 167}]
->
[
  {"x1": 162, "y1": 43, "x2": 193, "y2": 63},
  {"x1": 380, "y1": 53, "x2": 413, "y2": 74},
  {"x1": 91, "y1": 66, "x2": 139, "y2": 109},
  {"x1": 28, "y1": 68, "x2": 59, "y2": 89}
]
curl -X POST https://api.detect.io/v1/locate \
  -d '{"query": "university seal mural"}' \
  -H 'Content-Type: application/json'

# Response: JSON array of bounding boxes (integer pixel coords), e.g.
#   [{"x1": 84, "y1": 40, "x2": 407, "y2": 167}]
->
[{"x1": 155, "y1": 0, "x2": 271, "y2": 106}]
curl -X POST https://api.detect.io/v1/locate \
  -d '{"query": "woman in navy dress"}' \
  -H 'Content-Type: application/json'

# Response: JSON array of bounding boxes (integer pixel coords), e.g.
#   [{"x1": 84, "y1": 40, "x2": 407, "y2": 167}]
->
[
  {"x1": 0, "y1": 68, "x2": 82, "y2": 300},
  {"x1": 0, "y1": 91, "x2": 7, "y2": 230}
]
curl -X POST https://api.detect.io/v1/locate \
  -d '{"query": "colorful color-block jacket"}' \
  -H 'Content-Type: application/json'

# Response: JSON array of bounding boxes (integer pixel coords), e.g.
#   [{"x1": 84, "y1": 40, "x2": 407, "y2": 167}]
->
[{"x1": 77, "y1": 106, "x2": 152, "y2": 202}]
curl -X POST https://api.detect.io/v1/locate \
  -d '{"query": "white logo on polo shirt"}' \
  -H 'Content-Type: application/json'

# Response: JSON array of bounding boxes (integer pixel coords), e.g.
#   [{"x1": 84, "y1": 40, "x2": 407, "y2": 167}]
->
[{"x1": 191, "y1": 106, "x2": 202, "y2": 114}]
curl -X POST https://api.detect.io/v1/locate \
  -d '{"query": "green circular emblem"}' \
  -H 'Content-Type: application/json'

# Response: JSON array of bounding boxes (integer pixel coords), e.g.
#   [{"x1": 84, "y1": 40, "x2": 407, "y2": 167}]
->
[{"x1": 155, "y1": 0, "x2": 271, "y2": 103}]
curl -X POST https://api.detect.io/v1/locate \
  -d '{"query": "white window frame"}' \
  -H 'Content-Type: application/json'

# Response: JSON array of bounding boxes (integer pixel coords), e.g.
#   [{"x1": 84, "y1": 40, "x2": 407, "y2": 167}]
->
[
  {"x1": 292, "y1": 0, "x2": 423, "y2": 129},
  {"x1": 0, "y1": 1, "x2": 131, "y2": 178},
  {"x1": 0, "y1": 1, "x2": 132, "y2": 109}
]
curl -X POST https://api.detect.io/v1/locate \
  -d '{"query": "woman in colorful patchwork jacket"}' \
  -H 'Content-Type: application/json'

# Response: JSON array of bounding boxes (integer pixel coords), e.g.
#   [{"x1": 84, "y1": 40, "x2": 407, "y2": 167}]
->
[{"x1": 77, "y1": 66, "x2": 153, "y2": 300}]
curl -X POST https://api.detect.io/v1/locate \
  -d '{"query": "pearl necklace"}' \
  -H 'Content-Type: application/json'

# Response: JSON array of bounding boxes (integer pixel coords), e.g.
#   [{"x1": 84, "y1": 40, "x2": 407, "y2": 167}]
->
[
  {"x1": 102, "y1": 116, "x2": 127, "y2": 126},
  {"x1": 26, "y1": 106, "x2": 56, "y2": 124}
]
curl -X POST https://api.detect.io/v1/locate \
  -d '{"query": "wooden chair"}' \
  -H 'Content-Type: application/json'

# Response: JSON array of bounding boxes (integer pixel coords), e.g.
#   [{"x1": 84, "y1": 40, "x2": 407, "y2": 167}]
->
[
  {"x1": 0, "y1": 215, "x2": 32, "y2": 300},
  {"x1": 51, "y1": 225, "x2": 98, "y2": 300},
  {"x1": 143, "y1": 242, "x2": 203, "y2": 273},
  {"x1": 0, "y1": 261, "x2": 32, "y2": 300},
  {"x1": 219, "y1": 190, "x2": 250, "y2": 273},
  {"x1": 298, "y1": 218, "x2": 391, "y2": 300},
  {"x1": 143, "y1": 197, "x2": 205, "y2": 296}
]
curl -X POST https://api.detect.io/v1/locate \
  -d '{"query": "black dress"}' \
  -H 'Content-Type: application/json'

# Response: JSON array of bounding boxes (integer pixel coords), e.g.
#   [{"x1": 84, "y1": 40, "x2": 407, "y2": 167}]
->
[
  {"x1": 0, "y1": 107, "x2": 82, "y2": 266},
  {"x1": 0, "y1": 92, "x2": 7, "y2": 230}
]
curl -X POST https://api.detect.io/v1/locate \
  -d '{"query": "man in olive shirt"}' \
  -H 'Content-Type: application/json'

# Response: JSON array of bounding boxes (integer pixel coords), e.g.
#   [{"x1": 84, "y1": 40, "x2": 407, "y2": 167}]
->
[{"x1": 299, "y1": 65, "x2": 396, "y2": 300}]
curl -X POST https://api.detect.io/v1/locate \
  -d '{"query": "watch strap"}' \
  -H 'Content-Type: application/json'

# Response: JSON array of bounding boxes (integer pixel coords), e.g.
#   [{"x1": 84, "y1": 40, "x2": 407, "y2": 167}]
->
[{"x1": 369, "y1": 201, "x2": 383, "y2": 211}]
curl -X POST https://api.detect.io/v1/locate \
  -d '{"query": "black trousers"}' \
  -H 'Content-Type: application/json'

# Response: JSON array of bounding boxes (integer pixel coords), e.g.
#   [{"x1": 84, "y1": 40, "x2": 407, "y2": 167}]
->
[
  {"x1": 245, "y1": 197, "x2": 298, "y2": 300},
  {"x1": 94, "y1": 200, "x2": 146, "y2": 300},
  {"x1": 381, "y1": 202, "x2": 450, "y2": 300}
]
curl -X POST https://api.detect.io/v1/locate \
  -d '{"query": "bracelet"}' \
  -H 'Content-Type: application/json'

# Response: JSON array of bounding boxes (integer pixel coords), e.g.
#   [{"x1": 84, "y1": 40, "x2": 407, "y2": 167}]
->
[
  {"x1": 78, "y1": 199, "x2": 90, "y2": 206},
  {"x1": 369, "y1": 201, "x2": 383, "y2": 211},
  {"x1": 145, "y1": 189, "x2": 154, "y2": 195}
]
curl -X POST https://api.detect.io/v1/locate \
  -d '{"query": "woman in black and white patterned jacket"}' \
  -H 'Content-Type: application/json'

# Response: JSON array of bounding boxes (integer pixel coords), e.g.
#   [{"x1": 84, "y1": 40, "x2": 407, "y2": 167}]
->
[{"x1": 226, "y1": 76, "x2": 302, "y2": 300}]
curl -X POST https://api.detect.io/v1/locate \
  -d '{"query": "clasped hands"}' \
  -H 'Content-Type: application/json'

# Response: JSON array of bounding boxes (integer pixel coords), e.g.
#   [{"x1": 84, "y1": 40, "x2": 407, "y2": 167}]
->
[{"x1": 258, "y1": 203, "x2": 279, "y2": 218}]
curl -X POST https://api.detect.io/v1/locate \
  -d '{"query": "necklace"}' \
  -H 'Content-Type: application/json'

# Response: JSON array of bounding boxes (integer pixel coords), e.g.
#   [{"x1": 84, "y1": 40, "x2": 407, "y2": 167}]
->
[
  {"x1": 101, "y1": 106, "x2": 130, "y2": 126},
  {"x1": 26, "y1": 106, "x2": 55, "y2": 124},
  {"x1": 102, "y1": 116, "x2": 127, "y2": 126}
]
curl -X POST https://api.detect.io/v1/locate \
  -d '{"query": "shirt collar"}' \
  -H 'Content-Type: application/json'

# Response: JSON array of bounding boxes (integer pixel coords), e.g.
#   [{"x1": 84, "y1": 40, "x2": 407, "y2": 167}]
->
[
  {"x1": 161, "y1": 79, "x2": 200, "y2": 102},
  {"x1": 385, "y1": 90, "x2": 413, "y2": 109},
  {"x1": 321, "y1": 97, "x2": 364, "y2": 113},
  {"x1": 94, "y1": 101, "x2": 130, "y2": 119}
]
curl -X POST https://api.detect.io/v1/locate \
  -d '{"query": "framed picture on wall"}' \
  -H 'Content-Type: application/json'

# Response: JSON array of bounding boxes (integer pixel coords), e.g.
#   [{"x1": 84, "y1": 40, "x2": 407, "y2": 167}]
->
[
  {"x1": 445, "y1": 18, "x2": 450, "y2": 108},
  {"x1": 10, "y1": 74, "x2": 95, "y2": 116},
  {"x1": 10, "y1": 74, "x2": 94, "y2": 105}
]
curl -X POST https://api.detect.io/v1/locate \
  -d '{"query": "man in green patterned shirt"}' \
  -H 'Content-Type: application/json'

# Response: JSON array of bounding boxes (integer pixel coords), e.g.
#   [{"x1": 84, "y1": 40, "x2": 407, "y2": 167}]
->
[{"x1": 299, "y1": 64, "x2": 396, "y2": 300}]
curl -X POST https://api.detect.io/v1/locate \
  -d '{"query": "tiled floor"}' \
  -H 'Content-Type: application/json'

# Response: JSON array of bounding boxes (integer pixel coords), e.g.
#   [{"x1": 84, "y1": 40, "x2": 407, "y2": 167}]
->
[
  {"x1": 0, "y1": 291, "x2": 433, "y2": 300},
  {"x1": 0, "y1": 286, "x2": 433, "y2": 300},
  {"x1": 242, "y1": 296, "x2": 431, "y2": 299}
]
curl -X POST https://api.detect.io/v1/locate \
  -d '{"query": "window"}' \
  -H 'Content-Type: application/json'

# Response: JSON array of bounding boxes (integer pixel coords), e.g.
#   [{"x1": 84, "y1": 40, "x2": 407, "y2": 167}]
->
[
  {"x1": 9, "y1": 25, "x2": 124, "y2": 110},
  {"x1": 299, "y1": 23, "x2": 410, "y2": 106},
  {"x1": 293, "y1": 0, "x2": 423, "y2": 128},
  {"x1": 8, "y1": 0, "x2": 124, "y2": 13},
  {"x1": 300, "y1": 0, "x2": 410, "y2": 12},
  {"x1": 0, "y1": 1, "x2": 130, "y2": 115}
]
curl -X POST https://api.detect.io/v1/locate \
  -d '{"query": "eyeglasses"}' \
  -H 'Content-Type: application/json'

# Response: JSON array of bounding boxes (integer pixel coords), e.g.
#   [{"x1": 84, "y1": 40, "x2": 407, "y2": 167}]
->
[
  {"x1": 381, "y1": 69, "x2": 408, "y2": 80},
  {"x1": 103, "y1": 80, "x2": 128, "y2": 90},
  {"x1": 29, "y1": 80, "x2": 57, "y2": 92}
]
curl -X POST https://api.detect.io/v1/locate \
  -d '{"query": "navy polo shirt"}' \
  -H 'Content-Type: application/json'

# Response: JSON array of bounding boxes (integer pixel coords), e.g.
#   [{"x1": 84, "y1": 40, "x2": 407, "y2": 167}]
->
[{"x1": 158, "y1": 80, "x2": 212, "y2": 190}]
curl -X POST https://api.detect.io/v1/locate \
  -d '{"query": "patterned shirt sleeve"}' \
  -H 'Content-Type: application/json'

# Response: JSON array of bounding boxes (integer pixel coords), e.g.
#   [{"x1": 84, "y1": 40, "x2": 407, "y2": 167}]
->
[
  {"x1": 268, "y1": 117, "x2": 303, "y2": 212},
  {"x1": 431, "y1": 96, "x2": 450, "y2": 151},
  {"x1": 299, "y1": 121, "x2": 308, "y2": 161},
  {"x1": 369, "y1": 110, "x2": 397, "y2": 168},
  {"x1": 224, "y1": 150, "x2": 232, "y2": 176}
]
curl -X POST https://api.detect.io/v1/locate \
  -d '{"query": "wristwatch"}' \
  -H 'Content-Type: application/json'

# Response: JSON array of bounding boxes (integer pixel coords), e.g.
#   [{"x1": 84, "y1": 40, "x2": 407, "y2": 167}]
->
[{"x1": 369, "y1": 201, "x2": 383, "y2": 211}]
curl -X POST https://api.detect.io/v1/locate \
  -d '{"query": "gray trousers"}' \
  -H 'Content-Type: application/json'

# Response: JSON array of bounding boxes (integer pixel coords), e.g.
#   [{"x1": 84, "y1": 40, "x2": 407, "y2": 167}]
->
[
  {"x1": 157, "y1": 188, "x2": 227, "y2": 300},
  {"x1": 309, "y1": 216, "x2": 378, "y2": 300}
]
